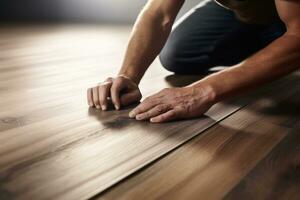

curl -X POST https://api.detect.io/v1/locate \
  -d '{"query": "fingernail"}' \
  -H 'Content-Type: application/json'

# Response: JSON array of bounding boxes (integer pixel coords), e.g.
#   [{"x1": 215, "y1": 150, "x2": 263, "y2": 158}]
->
[
  {"x1": 150, "y1": 118, "x2": 156, "y2": 123},
  {"x1": 115, "y1": 105, "x2": 120, "y2": 110},
  {"x1": 129, "y1": 112, "x2": 134, "y2": 118},
  {"x1": 96, "y1": 105, "x2": 101, "y2": 109},
  {"x1": 89, "y1": 103, "x2": 93, "y2": 107},
  {"x1": 136, "y1": 115, "x2": 141, "y2": 120},
  {"x1": 102, "y1": 105, "x2": 107, "y2": 110}
]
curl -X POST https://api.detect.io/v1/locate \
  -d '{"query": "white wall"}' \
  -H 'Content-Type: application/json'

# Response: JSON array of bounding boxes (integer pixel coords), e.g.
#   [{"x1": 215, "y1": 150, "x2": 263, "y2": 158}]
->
[
  {"x1": 0, "y1": 0, "x2": 202, "y2": 23},
  {"x1": 59, "y1": 0, "x2": 201, "y2": 23}
]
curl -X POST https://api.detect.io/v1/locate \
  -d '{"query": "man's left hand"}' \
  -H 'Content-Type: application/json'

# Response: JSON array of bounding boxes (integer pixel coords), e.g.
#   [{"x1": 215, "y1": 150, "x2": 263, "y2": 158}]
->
[{"x1": 129, "y1": 85, "x2": 216, "y2": 123}]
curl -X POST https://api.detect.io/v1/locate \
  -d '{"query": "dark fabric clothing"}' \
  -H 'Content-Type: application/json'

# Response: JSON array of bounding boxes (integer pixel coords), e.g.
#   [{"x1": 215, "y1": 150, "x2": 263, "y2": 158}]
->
[{"x1": 159, "y1": 0, "x2": 286, "y2": 74}]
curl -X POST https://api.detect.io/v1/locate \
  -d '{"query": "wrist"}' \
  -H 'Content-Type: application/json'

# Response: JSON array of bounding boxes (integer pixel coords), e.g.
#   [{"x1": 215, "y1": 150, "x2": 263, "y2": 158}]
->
[
  {"x1": 118, "y1": 70, "x2": 140, "y2": 85},
  {"x1": 188, "y1": 81, "x2": 217, "y2": 104}
]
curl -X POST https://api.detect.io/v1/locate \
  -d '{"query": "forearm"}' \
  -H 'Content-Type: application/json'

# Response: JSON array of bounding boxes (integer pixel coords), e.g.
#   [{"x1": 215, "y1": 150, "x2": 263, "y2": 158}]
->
[
  {"x1": 119, "y1": 0, "x2": 184, "y2": 84},
  {"x1": 118, "y1": 13, "x2": 171, "y2": 84},
  {"x1": 192, "y1": 33, "x2": 300, "y2": 103}
]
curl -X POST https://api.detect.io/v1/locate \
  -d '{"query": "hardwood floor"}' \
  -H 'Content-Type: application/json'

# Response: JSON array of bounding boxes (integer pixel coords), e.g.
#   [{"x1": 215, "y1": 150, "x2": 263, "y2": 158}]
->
[
  {"x1": 224, "y1": 123, "x2": 300, "y2": 200},
  {"x1": 98, "y1": 72, "x2": 300, "y2": 200},
  {"x1": 0, "y1": 25, "x2": 299, "y2": 200}
]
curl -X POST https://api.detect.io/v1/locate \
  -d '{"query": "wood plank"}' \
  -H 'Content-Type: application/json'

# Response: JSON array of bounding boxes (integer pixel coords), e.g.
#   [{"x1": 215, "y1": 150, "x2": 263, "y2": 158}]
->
[
  {"x1": 97, "y1": 71, "x2": 300, "y2": 200},
  {"x1": 224, "y1": 122, "x2": 300, "y2": 200},
  {"x1": 0, "y1": 25, "x2": 245, "y2": 200}
]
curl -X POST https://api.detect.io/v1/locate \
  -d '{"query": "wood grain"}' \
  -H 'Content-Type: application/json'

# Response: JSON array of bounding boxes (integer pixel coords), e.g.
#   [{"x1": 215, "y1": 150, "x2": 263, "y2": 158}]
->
[
  {"x1": 97, "y1": 72, "x2": 300, "y2": 200},
  {"x1": 224, "y1": 123, "x2": 300, "y2": 200},
  {"x1": 1, "y1": 25, "x2": 299, "y2": 200},
  {"x1": 0, "y1": 25, "x2": 246, "y2": 200}
]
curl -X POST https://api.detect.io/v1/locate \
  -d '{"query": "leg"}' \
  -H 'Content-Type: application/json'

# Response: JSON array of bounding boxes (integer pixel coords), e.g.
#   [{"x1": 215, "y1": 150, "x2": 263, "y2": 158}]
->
[
  {"x1": 159, "y1": 0, "x2": 241, "y2": 74},
  {"x1": 159, "y1": 0, "x2": 286, "y2": 74}
]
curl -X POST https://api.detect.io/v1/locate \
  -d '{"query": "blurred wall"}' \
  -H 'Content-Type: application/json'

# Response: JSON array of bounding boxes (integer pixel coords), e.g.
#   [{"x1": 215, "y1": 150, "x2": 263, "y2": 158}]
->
[{"x1": 0, "y1": 0, "x2": 201, "y2": 24}]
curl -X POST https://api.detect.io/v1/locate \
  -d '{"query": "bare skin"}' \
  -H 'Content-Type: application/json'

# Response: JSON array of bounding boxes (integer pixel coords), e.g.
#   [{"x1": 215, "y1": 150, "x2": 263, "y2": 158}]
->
[{"x1": 87, "y1": 0, "x2": 300, "y2": 123}]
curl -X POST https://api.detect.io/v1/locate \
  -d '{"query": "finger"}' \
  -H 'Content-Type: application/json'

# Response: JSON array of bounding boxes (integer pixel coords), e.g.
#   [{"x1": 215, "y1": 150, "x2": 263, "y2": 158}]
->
[
  {"x1": 98, "y1": 82, "x2": 112, "y2": 110},
  {"x1": 150, "y1": 109, "x2": 178, "y2": 123},
  {"x1": 87, "y1": 88, "x2": 93, "y2": 107},
  {"x1": 110, "y1": 80, "x2": 122, "y2": 110},
  {"x1": 120, "y1": 90, "x2": 141, "y2": 106},
  {"x1": 129, "y1": 97, "x2": 159, "y2": 118},
  {"x1": 135, "y1": 104, "x2": 170, "y2": 121},
  {"x1": 92, "y1": 87, "x2": 101, "y2": 109}
]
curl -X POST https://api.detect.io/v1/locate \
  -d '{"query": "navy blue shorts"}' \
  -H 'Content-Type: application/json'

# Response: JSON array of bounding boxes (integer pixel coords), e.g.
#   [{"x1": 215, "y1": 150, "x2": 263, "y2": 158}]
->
[{"x1": 159, "y1": 0, "x2": 286, "y2": 74}]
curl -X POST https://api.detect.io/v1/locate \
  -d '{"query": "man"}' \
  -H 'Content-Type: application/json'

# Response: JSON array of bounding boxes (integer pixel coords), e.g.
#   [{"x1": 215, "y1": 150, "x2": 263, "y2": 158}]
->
[{"x1": 87, "y1": 0, "x2": 300, "y2": 123}]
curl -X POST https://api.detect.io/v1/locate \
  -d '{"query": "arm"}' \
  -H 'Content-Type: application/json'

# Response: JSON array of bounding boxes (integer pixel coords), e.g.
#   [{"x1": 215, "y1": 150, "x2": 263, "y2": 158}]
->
[
  {"x1": 87, "y1": 0, "x2": 184, "y2": 110},
  {"x1": 119, "y1": 0, "x2": 185, "y2": 84},
  {"x1": 129, "y1": 0, "x2": 300, "y2": 123},
  {"x1": 194, "y1": 0, "x2": 300, "y2": 102}
]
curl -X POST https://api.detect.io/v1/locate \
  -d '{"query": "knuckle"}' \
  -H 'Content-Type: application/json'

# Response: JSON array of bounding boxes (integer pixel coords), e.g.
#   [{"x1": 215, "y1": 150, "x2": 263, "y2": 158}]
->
[
  {"x1": 99, "y1": 84, "x2": 108, "y2": 91},
  {"x1": 156, "y1": 106, "x2": 164, "y2": 113},
  {"x1": 106, "y1": 77, "x2": 113, "y2": 82},
  {"x1": 115, "y1": 76, "x2": 124, "y2": 83},
  {"x1": 159, "y1": 115, "x2": 165, "y2": 121},
  {"x1": 99, "y1": 81, "x2": 112, "y2": 88},
  {"x1": 142, "y1": 113, "x2": 149, "y2": 118},
  {"x1": 176, "y1": 106, "x2": 185, "y2": 112},
  {"x1": 169, "y1": 110, "x2": 177, "y2": 117},
  {"x1": 176, "y1": 105, "x2": 184, "y2": 111},
  {"x1": 134, "y1": 108, "x2": 142, "y2": 114},
  {"x1": 102, "y1": 82, "x2": 111, "y2": 87},
  {"x1": 135, "y1": 108, "x2": 141, "y2": 113},
  {"x1": 144, "y1": 95, "x2": 157, "y2": 102},
  {"x1": 163, "y1": 104, "x2": 170, "y2": 109}
]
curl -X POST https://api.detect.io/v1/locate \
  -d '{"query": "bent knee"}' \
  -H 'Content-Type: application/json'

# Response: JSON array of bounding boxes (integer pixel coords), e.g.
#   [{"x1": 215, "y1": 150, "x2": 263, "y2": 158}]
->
[
  {"x1": 159, "y1": 29, "x2": 213, "y2": 74},
  {"x1": 159, "y1": 44, "x2": 212, "y2": 74},
  {"x1": 159, "y1": 43, "x2": 182, "y2": 73}
]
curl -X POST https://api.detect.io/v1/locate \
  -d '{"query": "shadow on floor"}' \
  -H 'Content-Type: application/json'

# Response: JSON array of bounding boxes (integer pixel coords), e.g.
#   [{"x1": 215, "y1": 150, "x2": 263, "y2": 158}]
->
[{"x1": 89, "y1": 71, "x2": 300, "y2": 131}]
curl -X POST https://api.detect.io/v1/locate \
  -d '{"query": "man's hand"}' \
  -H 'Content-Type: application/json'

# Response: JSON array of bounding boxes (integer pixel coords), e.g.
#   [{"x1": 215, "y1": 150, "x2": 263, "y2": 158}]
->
[
  {"x1": 87, "y1": 75, "x2": 142, "y2": 110},
  {"x1": 129, "y1": 85, "x2": 216, "y2": 123},
  {"x1": 86, "y1": 0, "x2": 184, "y2": 111}
]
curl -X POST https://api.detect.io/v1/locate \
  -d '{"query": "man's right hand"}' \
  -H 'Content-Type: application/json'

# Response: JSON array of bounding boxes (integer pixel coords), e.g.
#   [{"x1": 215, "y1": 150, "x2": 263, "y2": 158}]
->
[{"x1": 87, "y1": 75, "x2": 142, "y2": 110}]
